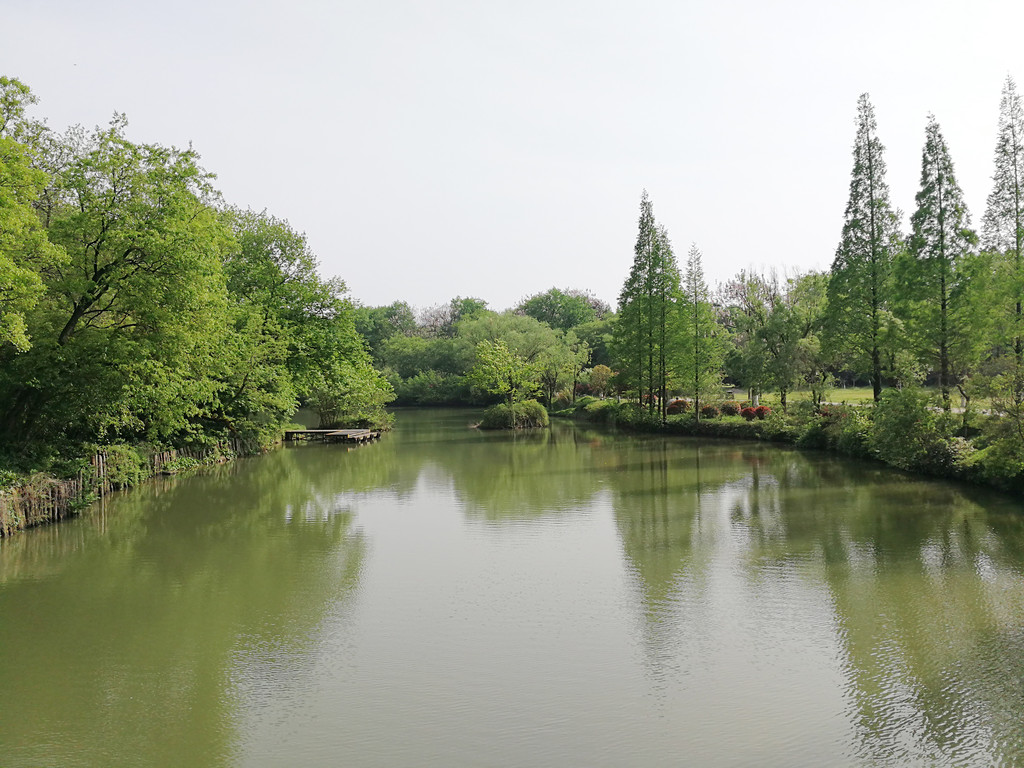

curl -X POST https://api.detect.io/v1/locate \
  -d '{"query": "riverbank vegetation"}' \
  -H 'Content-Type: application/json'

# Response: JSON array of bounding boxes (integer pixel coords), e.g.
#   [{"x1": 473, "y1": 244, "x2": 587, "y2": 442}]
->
[
  {"x1": 349, "y1": 81, "x2": 1024, "y2": 490},
  {"x1": 598, "y1": 82, "x2": 1024, "y2": 490},
  {"x1": 5, "y1": 73, "x2": 1024, "y2": 529},
  {"x1": 0, "y1": 76, "x2": 394, "y2": 502}
]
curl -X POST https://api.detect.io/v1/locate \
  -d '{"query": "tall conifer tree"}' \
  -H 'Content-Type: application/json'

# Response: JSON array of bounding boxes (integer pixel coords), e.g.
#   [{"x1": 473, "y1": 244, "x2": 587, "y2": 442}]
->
[
  {"x1": 616, "y1": 191, "x2": 655, "y2": 406},
  {"x1": 678, "y1": 244, "x2": 724, "y2": 422},
  {"x1": 981, "y1": 76, "x2": 1024, "y2": 402},
  {"x1": 615, "y1": 191, "x2": 681, "y2": 420},
  {"x1": 902, "y1": 116, "x2": 978, "y2": 410},
  {"x1": 824, "y1": 94, "x2": 903, "y2": 401}
]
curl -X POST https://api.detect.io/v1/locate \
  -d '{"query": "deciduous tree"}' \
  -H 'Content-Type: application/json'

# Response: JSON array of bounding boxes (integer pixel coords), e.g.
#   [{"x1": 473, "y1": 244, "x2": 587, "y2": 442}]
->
[
  {"x1": 0, "y1": 78, "x2": 64, "y2": 353},
  {"x1": 516, "y1": 287, "x2": 609, "y2": 331},
  {"x1": 467, "y1": 339, "x2": 539, "y2": 411},
  {"x1": 0, "y1": 117, "x2": 232, "y2": 442}
]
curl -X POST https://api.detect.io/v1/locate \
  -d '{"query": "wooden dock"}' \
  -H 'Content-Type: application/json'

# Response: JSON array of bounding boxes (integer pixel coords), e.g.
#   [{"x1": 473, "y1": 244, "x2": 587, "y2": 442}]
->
[{"x1": 284, "y1": 428, "x2": 381, "y2": 444}]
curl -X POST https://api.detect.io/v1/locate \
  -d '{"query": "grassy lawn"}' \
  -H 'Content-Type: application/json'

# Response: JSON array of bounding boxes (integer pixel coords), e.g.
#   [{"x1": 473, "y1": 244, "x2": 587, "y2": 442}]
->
[
  {"x1": 750, "y1": 387, "x2": 877, "y2": 407},
  {"x1": 754, "y1": 386, "x2": 993, "y2": 411}
]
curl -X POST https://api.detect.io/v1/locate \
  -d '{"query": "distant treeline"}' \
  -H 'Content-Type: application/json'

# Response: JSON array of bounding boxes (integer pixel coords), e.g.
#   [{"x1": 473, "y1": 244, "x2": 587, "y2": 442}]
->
[{"x1": 354, "y1": 80, "x2": 1024, "y2": 486}]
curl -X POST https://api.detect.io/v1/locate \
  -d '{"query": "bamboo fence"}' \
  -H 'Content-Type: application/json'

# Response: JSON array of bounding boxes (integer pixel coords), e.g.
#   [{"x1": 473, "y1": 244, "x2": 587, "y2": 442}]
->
[{"x1": 0, "y1": 439, "x2": 250, "y2": 537}]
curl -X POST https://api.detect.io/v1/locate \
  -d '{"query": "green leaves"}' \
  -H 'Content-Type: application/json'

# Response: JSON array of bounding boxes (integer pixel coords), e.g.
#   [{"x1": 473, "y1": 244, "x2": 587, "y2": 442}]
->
[
  {"x1": 615, "y1": 192, "x2": 682, "y2": 417},
  {"x1": 678, "y1": 244, "x2": 726, "y2": 418},
  {"x1": 516, "y1": 287, "x2": 608, "y2": 331},
  {"x1": 468, "y1": 339, "x2": 539, "y2": 407},
  {"x1": 0, "y1": 89, "x2": 395, "y2": 452},
  {"x1": 0, "y1": 79, "x2": 65, "y2": 353},
  {"x1": 900, "y1": 116, "x2": 979, "y2": 409},
  {"x1": 217, "y1": 208, "x2": 394, "y2": 432},
  {"x1": 824, "y1": 94, "x2": 904, "y2": 401}
]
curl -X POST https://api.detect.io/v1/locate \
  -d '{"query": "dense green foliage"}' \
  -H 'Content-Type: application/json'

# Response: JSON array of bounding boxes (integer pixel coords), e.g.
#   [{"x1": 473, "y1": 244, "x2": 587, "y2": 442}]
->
[
  {"x1": 981, "y1": 77, "x2": 1024, "y2": 418},
  {"x1": 370, "y1": 297, "x2": 598, "y2": 418},
  {"x1": 479, "y1": 399, "x2": 549, "y2": 429},
  {"x1": 9, "y1": 72, "x2": 1024, "y2": 489},
  {"x1": 615, "y1": 192, "x2": 680, "y2": 419},
  {"x1": 899, "y1": 117, "x2": 981, "y2": 410},
  {"x1": 823, "y1": 94, "x2": 903, "y2": 402},
  {"x1": 595, "y1": 82, "x2": 1024, "y2": 489},
  {"x1": 0, "y1": 77, "x2": 393, "y2": 477},
  {"x1": 516, "y1": 287, "x2": 610, "y2": 331},
  {"x1": 677, "y1": 244, "x2": 726, "y2": 421}
]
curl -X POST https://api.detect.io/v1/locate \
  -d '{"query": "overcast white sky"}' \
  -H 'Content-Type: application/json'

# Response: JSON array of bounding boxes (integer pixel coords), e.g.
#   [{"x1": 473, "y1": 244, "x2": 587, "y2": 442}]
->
[{"x1": 3, "y1": 1, "x2": 1022, "y2": 311}]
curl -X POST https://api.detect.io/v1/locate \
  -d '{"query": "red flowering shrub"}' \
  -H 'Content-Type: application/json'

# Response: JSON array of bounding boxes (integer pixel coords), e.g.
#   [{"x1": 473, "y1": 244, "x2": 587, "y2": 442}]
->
[
  {"x1": 666, "y1": 398, "x2": 691, "y2": 414},
  {"x1": 720, "y1": 401, "x2": 741, "y2": 416},
  {"x1": 741, "y1": 407, "x2": 757, "y2": 421},
  {"x1": 755, "y1": 405, "x2": 771, "y2": 420},
  {"x1": 700, "y1": 404, "x2": 720, "y2": 419}
]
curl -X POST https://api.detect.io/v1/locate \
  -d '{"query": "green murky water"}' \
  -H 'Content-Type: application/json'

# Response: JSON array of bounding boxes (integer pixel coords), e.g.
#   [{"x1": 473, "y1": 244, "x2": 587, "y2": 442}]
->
[{"x1": 2, "y1": 408, "x2": 1024, "y2": 767}]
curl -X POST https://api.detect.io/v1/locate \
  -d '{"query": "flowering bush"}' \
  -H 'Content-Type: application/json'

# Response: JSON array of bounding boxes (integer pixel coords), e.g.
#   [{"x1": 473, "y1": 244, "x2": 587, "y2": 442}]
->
[
  {"x1": 741, "y1": 407, "x2": 757, "y2": 421},
  {"x1": 755, "y1": 405, "x2": 771, "y2": 420},
  {"x1": 700, "y1": 404, "x2": 720, "y2": 419},
  {"x1": 666, "y1": 398, "x2": 691, "y2": 414},
  {"x1": 720, "y1": 401, "x2": 741, "y2": 416}
]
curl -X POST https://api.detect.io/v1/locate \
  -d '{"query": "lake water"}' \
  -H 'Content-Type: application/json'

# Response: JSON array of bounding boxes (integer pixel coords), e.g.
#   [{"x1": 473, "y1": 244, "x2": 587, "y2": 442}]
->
[{"x1": 2, "y1": 408, "x2": 1023, "y2": 767}]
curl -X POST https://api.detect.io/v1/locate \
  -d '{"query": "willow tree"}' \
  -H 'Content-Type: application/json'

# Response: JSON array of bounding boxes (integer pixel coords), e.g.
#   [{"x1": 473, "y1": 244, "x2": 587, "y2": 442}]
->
[
  {"x1": 824, "y1": 94, "x2": 903, "y2": 402},
  {"x1": 614, "y1": 192, "x2": 681, "y2": 420},
  {"x1": 982, "y1": 76, "x2": 1024, "y2": 405},
  {"x1": 678, "y1": 244, "x2": 725, "y2": 422},
  {"x1": 900, "y1": 116, "x2": 979, "y2": 411}
]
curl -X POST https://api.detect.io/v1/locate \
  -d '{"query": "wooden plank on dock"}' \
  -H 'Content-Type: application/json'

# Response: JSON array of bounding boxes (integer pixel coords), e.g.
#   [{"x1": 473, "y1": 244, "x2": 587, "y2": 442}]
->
[
  {"x1": 285, "y1": 428, "x2": 381, "y2": 443},
  {"x1": 325, "y1": 429, "x2": 380, "y2": 443},
  {"x1": 284, "y1": 429, "x2": 339, "y2": 440}
]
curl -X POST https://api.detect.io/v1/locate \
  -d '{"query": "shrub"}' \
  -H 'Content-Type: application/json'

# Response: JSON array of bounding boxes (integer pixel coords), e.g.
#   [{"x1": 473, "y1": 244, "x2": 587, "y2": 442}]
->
[
  {"x1": 160, "y1": 456, "x2": 202, "y2": 474},
  {"x1": 479, "y1": 400, "x2": 549, "y2": 429},
  {"x1": 871, "y1": 388, "x2": 958, "y2": 471},
  {"x1": 614, "y1": 403, "x2": 662, "y2": 428},
  {"x1": 552, "y1": 389, "x2": 574, "y2": 410},
  {"x1": 700, "y1": 404, "x2": 720, "y2": 419},
  {"x1": 92, "y1": 444, "x2": 148, "y2": 489},
  {"x1": 796, "y1": 412, "x2": 827, "y2": 448},
  {"x1": 573, "y1": 395, "x2": 597, "y2": 411},
  {"x1": 720, "y1": 401, "x2": 741, "y2": 416},
  {"x1": 754, "y1": 405, "x2": 771, "y2": 420},
  {"x1": 0, "y1": 469, "x2": 18, "y2": 492},
  {"x1": 584, "y1": 399, "x2": 619, "y2": 424},
  {"x1": 761, "y1": 410, "x2": 801, "y2": 441},
  {"x1": 666, "y1": 398, "x2": 691, "y2": 415},
  {"x1": 963, "y1": 436, "x2": 1024, "y2": 488},
  {"x1": 824, "y1": 405, "x2": 873, "y2": 458},
  {"x1": 740, "y1": 407, "x2": 757, "y2": 421}
]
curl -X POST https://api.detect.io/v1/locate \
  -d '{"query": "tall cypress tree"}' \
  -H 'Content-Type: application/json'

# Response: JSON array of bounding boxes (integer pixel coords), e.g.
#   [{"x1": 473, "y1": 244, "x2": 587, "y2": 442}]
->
[
  {"x1": 614, "y1": 192, "x2": 681, "y2": 419},
  {"x1": 653, "y1": 224, "x2": 681, "y2": 421},
  {"x1": 678, "y1": 244, "x2": 724, "y2": 422},
  {"x1": 981, "y1": 76, "x2": 1024, "y2": 402},
  {"x1": 616, "y1": 191, "x2": 656, "y2": 407},
  {"x1": 824, "y1": 94, "x2": 903, "y2": 402},
  {"x1": 902, "y1": 116, "x2": 978, "y2": 410}
]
